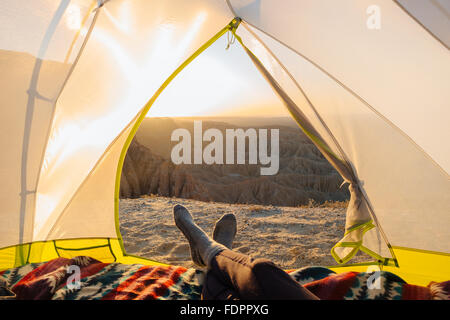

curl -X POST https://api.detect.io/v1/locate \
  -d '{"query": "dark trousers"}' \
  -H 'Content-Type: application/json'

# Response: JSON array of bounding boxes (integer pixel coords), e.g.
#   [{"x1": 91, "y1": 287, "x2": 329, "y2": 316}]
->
[{"x1": 201, "y1": 249, "x2": 319, "y2": 300}]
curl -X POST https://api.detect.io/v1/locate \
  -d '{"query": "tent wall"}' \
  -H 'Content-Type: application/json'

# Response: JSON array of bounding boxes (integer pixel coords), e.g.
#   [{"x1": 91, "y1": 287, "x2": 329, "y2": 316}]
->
[
  {"x1": 40, "y1": 116, "x2": 137, "y2": 241},
  {"x1": 228, "y1": 0, "x2": 450, "y2": 174},
  {"x1": 230, "y1": 0, "x2": 450, "y2": 259},
  {"x1": 0, "y1": 0, "x2": 448, "y2": 286},
  {"x1": 330, "y1": 248, "x2": 450, "y2": 287},
  {"x1": 32, "y1": 0, "x2": 233, "y2": 245},
  {"x1": 234, "y1": 25, "x2": 395, "y2": 264},
  {"x1": 0, "y1": 0, "x2": 234, "y2": 250},
  {"x1": 395, "y1": 0, "x2": 450, "y2": 48},
  {"x1": 0, "y1": 0, "x2": 98, "y2": 248},
  {"x1": 242, "y1": 24, "x2": 450, "y2": 254}
]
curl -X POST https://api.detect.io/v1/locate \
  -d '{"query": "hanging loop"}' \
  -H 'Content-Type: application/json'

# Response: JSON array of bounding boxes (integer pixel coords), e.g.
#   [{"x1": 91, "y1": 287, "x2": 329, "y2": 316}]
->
[
  {"x1": 226, "y1": 30, "x2": 236, "y2": 50},
  {"x1": 226, "y1": 17, "x2": 241, "y2": 50}
]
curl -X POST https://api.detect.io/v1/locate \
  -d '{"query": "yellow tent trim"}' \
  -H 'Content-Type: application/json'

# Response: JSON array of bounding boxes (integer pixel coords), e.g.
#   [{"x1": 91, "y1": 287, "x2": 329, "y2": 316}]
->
[
  {"x1": 0, "y1": 238, "x2": 167, "y2": 271},
  {"x1": 329, "y1": 247, "x2": 450, "y2": 286},
  {"x1": 0, "y1": 19, "x2": 241, "y2": 272},
  {"x1": 112, "y1": 18, "x2": 241, "y2": 258},
  {"x1": 2, "y1": 238, "x2": 448, "y2": 287}
]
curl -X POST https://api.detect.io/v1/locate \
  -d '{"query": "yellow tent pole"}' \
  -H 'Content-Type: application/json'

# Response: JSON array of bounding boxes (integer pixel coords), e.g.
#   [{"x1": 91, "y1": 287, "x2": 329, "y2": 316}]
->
[{"x1": 113, "y1": 18, "x2": 242, "y2": 257}]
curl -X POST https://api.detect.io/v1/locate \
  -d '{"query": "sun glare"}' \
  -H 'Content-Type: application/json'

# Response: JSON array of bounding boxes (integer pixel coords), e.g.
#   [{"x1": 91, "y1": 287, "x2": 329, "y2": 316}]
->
[
  {"x1": 103, "y1": 2, "x2": 133, "y2": 34},
  {"x1": 93, "y1": 5, "x2": 284, "y2": 120},
  {"x1": 145, "y1": 33, "x2": 286, "y2": 118},
  {"x1": 66, "y1": 4, "x2": 82, "y2": 31}
]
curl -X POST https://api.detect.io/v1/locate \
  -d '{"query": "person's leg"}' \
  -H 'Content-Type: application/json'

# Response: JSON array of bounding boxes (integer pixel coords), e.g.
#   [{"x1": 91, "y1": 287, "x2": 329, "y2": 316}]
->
[
  {"x1": 212, "y1": 213, "x2": 237, "y2": 250},
  {"x1": 173, "y1": 204, "x2": 227, "y2": 267},
  {"x1": 202, "y1": 213, "x2": 239, "y2": 300},
  {"x1": 173, "y1": 205, "x2": 318, "y2": 300},
  {"x1": 202, "y1": 270, "x2": 240, "y2": 300},
  {"x1": 205, "y1": 249, "x2": 319, "y2": 300}
]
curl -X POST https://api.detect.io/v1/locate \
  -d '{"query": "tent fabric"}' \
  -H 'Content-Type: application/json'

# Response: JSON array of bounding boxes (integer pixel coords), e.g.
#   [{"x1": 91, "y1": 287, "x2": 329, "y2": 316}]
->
[
  {"x1": 228, "y1": 0, "x2": 450, "y2": 173},
  {"x1": 0, "y1": 0, "x2": 234, "y2": 249},
  {"x1": 0, "y1": 0, "x2": 99, "y2": 248},
  {"x1": 232, "y1": 28, "x2": 392, "y2": 264},
  {"x1": 235, "y1": 20, "x2": 450, "y2": 260},
  {"x1": 229, "y1": 1, "x2": 450, "y2": 255},
  {"x1": 0, "y1": 0, "x2": 449, "y2": 285},
  {"x1": 395, "y1": 0, "x2": 450, "y2": 49}
]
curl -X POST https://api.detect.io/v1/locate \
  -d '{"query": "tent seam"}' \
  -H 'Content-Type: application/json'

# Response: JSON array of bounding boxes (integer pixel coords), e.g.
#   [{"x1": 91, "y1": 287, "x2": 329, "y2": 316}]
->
[
  {"x1": 31, "y1": 3, "x2": 102, "y2": 242},
  {"x1": 112, "y1": 19, "x2": 242, "y2": 256},
  {"x1": 63, "y1": 1, "x2": 98, "y2": 63},
  {"x1": 225, "y1": 0, "x2": 238, "y2": 17},
  {"x1": 235, "y1": 25, "x2": 397, "y2": 265},
  {"x1": 238, "y1": 21, "x2": 449, "y2": 179},
  {"x1": 240, "y1": 23, "x2": 352, "y2": 177},
  {"x1": 393, "y1": 0, "x2": 449, "y2": 50},
  {"x1": 43, "y1": 116, "x2": 138, "y2": 241},
  {"x1": 17, "y1": 0, "x2": 72, "y2": 265},
  {"x1": 42, "y1": 18, "x2": 240, "y2": 250},
  {"x1": 0, "y1": 237, "x2": 119, "y2": 252}
]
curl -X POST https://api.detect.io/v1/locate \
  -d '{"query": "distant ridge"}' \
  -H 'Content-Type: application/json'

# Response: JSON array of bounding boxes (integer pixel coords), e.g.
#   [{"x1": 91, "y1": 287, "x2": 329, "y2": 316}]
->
[{"x1": 120, "y1": 117, "x2": 349, "y2": 206}]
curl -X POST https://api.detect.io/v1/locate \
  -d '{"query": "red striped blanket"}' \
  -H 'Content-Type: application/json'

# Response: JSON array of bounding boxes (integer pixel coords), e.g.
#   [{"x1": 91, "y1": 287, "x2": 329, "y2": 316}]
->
[{"x1": 0, "y1": 256, "x2": 448, "y2": 300}]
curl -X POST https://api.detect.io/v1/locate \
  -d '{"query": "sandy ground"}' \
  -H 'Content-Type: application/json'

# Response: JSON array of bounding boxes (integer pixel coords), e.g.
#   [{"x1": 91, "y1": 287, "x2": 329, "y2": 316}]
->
[{"x1": 119, "y1": 196, "x2": 355, "y2": 270}]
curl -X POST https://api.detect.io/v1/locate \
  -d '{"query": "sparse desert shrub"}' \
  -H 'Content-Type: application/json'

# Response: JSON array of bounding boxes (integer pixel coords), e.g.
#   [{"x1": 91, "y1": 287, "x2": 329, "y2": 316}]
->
[
  {"x1": 297, "y1": 199, "x2": 349, "y2": 209},
  {"x1": 320, "y1": 200, "x2": 349, "y2": 209},
  {"x1": 247, "y1": 205, "x2": 265, "y2": 212}
]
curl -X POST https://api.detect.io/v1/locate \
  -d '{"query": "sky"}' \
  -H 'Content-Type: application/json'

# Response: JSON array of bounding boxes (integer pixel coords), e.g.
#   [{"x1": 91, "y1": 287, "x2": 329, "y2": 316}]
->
[
  {"x1": 146, "y1": 32, "x2": 289, "y2": 118},
  {"x1": 0, "y1": 0, "x2": 287, "y2": 118}
]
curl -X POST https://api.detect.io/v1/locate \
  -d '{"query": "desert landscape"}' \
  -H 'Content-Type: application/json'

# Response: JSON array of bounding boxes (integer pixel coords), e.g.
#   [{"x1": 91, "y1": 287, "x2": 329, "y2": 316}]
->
[
  {"x1": 119, "y1": 196, "x2": 351, "y2": 269},
  {"x1": 119, "y1": 116, "x2": 354, "y2": 269},
  {"x1": 120, "y1": 117, "x2": 349, "y2": 205}
]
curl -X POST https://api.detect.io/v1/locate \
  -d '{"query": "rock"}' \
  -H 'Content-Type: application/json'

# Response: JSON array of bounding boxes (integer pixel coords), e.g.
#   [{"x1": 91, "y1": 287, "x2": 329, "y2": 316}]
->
[{"x1": 119, "y1": 118, "x2": 349, "y2": 205}]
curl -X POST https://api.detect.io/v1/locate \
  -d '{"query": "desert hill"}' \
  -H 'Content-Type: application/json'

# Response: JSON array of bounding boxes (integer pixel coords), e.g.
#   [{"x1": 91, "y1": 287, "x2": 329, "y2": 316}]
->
[{"x1": 120, "y1": 117, "x2": 349, "y2": 206}]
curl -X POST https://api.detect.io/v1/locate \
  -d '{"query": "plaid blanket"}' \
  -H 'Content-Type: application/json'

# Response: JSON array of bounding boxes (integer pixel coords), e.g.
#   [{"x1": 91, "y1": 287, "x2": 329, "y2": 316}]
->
[
  {"x1": 0, "y1": 256, "x2": 448, "y2": 300},
  {"x1": 290, "y1": 266, "x2": 450, "y2": 300}
]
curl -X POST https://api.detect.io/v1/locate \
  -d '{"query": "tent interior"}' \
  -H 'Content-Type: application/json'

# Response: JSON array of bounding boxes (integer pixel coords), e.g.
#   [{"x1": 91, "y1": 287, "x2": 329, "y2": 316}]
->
[
  {"x1": 0, "y1": 0, "x2": 449, "y2": 290},
  {"x1": 118, "y1": 33, "x2": 356, "y2": 271}
]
